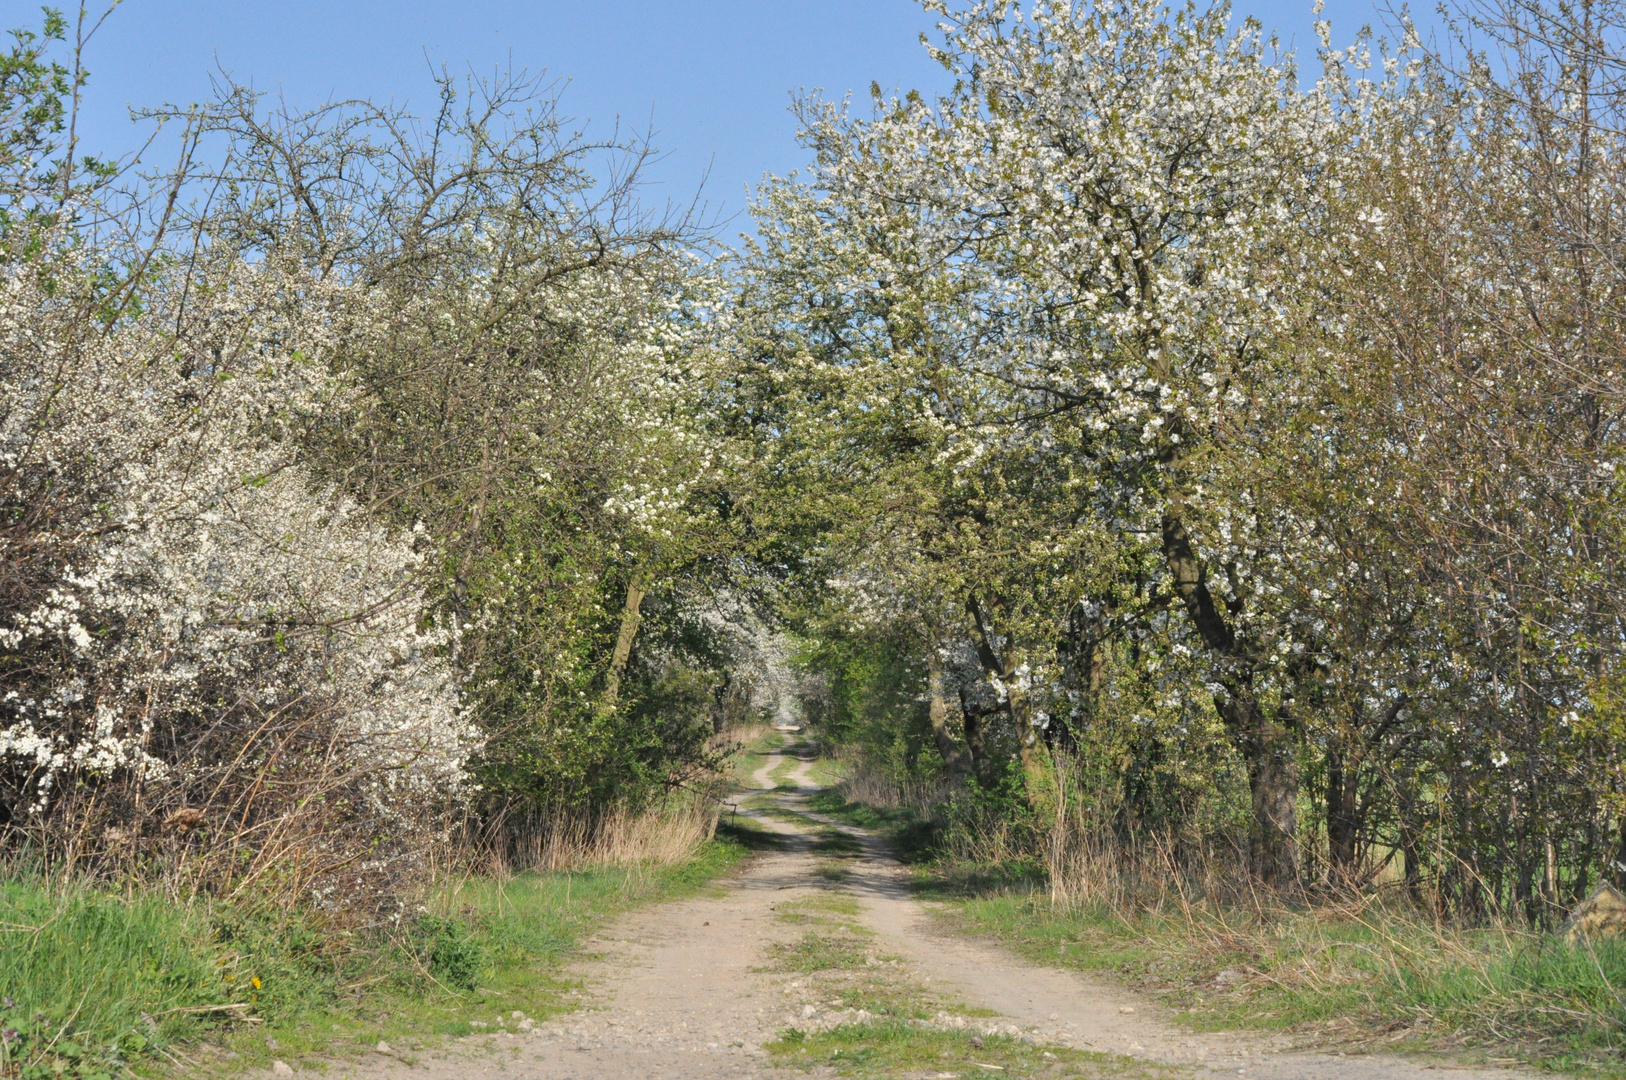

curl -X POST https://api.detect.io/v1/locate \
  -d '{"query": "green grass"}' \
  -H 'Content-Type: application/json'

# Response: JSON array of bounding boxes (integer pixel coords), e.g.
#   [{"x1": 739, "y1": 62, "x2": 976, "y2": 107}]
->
[
  {"x1": 940, "y1": 891, "x2": 1626, "y2": 1072},
  {"x1": 0, "y1": 835, "x2": 750, "y2": 1078},
  {"x1": 805, "y1": 788, "x2": 942, "y2": 866},
  {"x1": 0, "y1": 882, "x2": 231, "y2": 1078},
  {"x1": 805, "y1": 753, "x2": 848, "y2": 789},
  {"x1": 769, "y1": 1022, "x2": 1163, "y2": 1079},
  {"x1": 220, "y1": 831, "x2": 751, "y2": 1075},
  {"x1": 762, "y1": 892, "x2": 933, "y2": 1023},
  {"x1": 768, "y1": 750, "x2": 803, "y2": 789},
  {"x1": 0, "y1": 728, "x2": 798, "y2": 1077},
  {"x1": 730, "y1": 727, "x2": 786, "y2": 788}
]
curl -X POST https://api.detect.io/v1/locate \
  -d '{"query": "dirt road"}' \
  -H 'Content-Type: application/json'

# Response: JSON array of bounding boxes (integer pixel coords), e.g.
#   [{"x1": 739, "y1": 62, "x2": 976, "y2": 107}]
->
[{"x1": 320, "y1": 739, "x2": 1532, "y2": 1080}]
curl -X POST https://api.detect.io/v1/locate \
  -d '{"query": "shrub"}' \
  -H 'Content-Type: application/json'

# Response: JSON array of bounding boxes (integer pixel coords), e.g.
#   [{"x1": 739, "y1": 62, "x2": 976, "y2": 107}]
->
[{"x1": 0, "y1": 251, "x2": 475, "y2": 912}]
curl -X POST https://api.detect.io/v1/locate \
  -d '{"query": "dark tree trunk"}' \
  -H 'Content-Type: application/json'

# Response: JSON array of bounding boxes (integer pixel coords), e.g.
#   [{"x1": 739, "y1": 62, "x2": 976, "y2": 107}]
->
[
  {"x1": 928, "y1": 650, "x2": 970, "y2": 779},
  {"x1": 1161, "y1": 508, "x2": 1301, "y2": 887},
  {"x1": 1220, "y1": 685, "x2": 1300, "y2": 886},
  {"x1": 1329, "y1": 697, "x2": 1406, "y2": 892},
  {"x1": 965, "y1": 594, "x2": 1042, "y2": 788},
  {"x1": 1054, "y1": 612, "x2": 1104, "y2": 754},
  {"x1": 1397, "y1": 775, "x2": 1423, "y2": 903},
  {"x1": 958, "y1": 682, "x2": 999, "y2": 788},
  {"x1": 1325, "y1": 742, "x2": 1359, "y2": 887}
]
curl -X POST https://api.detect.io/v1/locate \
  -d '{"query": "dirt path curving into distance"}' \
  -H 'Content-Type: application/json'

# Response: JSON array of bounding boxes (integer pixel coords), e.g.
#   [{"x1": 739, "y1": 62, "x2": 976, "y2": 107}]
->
[{"x1": 314, "y1": 737, "x2": 1533, "y2": 1080}]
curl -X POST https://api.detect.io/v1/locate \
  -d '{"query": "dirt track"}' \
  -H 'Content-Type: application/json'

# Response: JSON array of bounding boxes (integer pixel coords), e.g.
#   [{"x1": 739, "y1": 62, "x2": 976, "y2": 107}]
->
[{"x1": 315, "y1": 739, "x2": 1534, "y2": 1080}]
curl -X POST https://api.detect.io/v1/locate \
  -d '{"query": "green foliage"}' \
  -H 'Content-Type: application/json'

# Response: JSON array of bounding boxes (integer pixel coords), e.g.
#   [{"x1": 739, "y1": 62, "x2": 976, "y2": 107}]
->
[
  {"x1": 0, "y1": 8, "x2": 71, "y2": 215},
  {"x1": 469, "y1": 558, "x2": 738, "y2": 816},
  {"x1": 0, "y1": 7, "x2": 118, "y2": 251},
  {"x1": 792, "y1": 618, "x2": 941, "y2": 786},
  {"x1": 416, "y1": 917, "x2": 484, "y2": 993}
]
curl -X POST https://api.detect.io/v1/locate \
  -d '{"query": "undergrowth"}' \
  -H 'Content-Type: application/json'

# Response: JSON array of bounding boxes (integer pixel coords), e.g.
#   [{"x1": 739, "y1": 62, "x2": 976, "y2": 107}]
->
[{"x1": 0, "y1": 838, "x2": 748, "y2": 1078}]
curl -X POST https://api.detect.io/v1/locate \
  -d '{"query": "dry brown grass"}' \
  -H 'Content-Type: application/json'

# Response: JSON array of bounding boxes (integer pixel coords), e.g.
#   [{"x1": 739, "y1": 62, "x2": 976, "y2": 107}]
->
[
  {"x1": 831, "y1": 758, "x2": 944, "y2": 813},
  {"x1": 11, "y1": 714, "x2": 468, "y2": 925},
  {"x1": 477, "y1": 794, "x2": 723, "y2": 877},
  {"x1": 718, "y1": 722, "x2": 773, "y2": 753}
]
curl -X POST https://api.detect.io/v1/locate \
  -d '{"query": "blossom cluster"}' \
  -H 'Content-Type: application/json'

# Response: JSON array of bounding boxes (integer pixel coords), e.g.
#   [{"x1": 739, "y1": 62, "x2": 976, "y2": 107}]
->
[{"x1": 0, "y1": 249, "x2": 475, "y2": 898}]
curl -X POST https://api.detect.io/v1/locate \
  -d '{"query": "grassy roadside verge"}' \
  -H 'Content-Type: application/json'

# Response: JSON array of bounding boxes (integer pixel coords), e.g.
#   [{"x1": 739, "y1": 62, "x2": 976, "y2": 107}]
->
[
  {"x1": 0, "y1": 836, "x2": 751, "y2": 1079},
  {"x1": 938, "y1": 890, "x2": 1626, "y2": 1075},
  {"x1": 807, "y1": 784, "x2": 1626, "y2": 1076},
  {"x1": 0, "y1": 730, "x2": 795, "y2": 1079}
]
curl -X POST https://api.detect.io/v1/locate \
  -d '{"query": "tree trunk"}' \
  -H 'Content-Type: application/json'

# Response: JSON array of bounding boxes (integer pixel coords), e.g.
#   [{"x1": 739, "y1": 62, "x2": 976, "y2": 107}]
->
[
  {"x1": 965, "y1": 594, "x2": 1045, "y2": 796},
  {"x1": 957, "y1": 681, "x2": 998, "y2": 788},
  {"x1": 1326, "y1": 739, "x2": 1362, "y2": 888},
  {"x1": 1398, "y1": 779, "x2": 1424, "y2": 905},
  {"x1": 928, "y1": 650, "x2": 970, "y2": 778},
  {"x1": 1221, "y1": 686, "x2": 1300, "y2": 886},
  {"x1": 599, "y1": 573, "x2": 648, "y2": 716},
  {"x1": 1161, "y1": 508, "x2": 1301, "y2": 888}
]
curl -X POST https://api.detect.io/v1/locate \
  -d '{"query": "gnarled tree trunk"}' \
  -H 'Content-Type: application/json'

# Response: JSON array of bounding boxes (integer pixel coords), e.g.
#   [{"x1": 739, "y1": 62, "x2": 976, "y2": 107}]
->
[
  {"x1": 599, "y1": 573, "x2": 648, "y2": 717},
  {"x1": 928, "y1": 650, "x2": 971, "y2": 779},
  {"x1": 1161, "y1": 509, "x2": 1301, "y2": 887}
]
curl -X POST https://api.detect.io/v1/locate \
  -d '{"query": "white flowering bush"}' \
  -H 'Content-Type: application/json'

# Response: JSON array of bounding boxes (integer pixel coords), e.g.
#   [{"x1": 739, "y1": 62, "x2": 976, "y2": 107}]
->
[{"x1": 0, "y1": 249, "x2": 475, "y2": 910}]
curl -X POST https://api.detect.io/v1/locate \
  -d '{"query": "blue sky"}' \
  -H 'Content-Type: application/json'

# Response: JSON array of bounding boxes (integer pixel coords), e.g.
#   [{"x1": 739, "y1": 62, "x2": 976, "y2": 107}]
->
[{"x1": 11, "y1": 0, "x2": 1402, "y2": 240}]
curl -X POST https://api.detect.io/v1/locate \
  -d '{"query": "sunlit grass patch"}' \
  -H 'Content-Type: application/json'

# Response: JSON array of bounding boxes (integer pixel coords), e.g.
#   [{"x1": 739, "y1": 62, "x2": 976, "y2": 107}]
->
[
  {"x1": 0, "y1": 832, "x2": 751, "y2": 1078},
  {"x1": 766, "y1": 895, "x2": 875, "y2": 973},
  {"x1": 815, "y1": 860, "x2": 853, "y2": 882},
  {"x1": 769, "y1": 748, "x2": 806, "y2": 789},
  {"x1": 737, "y1": 790, "x2": 791, "y2": 815},
  {"x1": 772, "y1": 892, "x2": 864, "y2": 924},
  {"x1": 763, "y1": 898, "x2": 993, "y2": 1035},
  {"x1": 202, "y1": 834, "x2": 752, "y2": 1074},
  {"x1": 772, "y1": 929, "x2": 878, "y2": 972},
  {"x1": 768, "y1": 1021, "x2": 1168, "y2": 1079},
  {"x1": 806, "y1": 754, "x2": 850, "y2": 788},
  {"x1": 730, "y1": 727, "x2": 787, "y2": 786},
  {"x1": 0, "y1": 881, "x2": 232, "y2": 1079}
]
